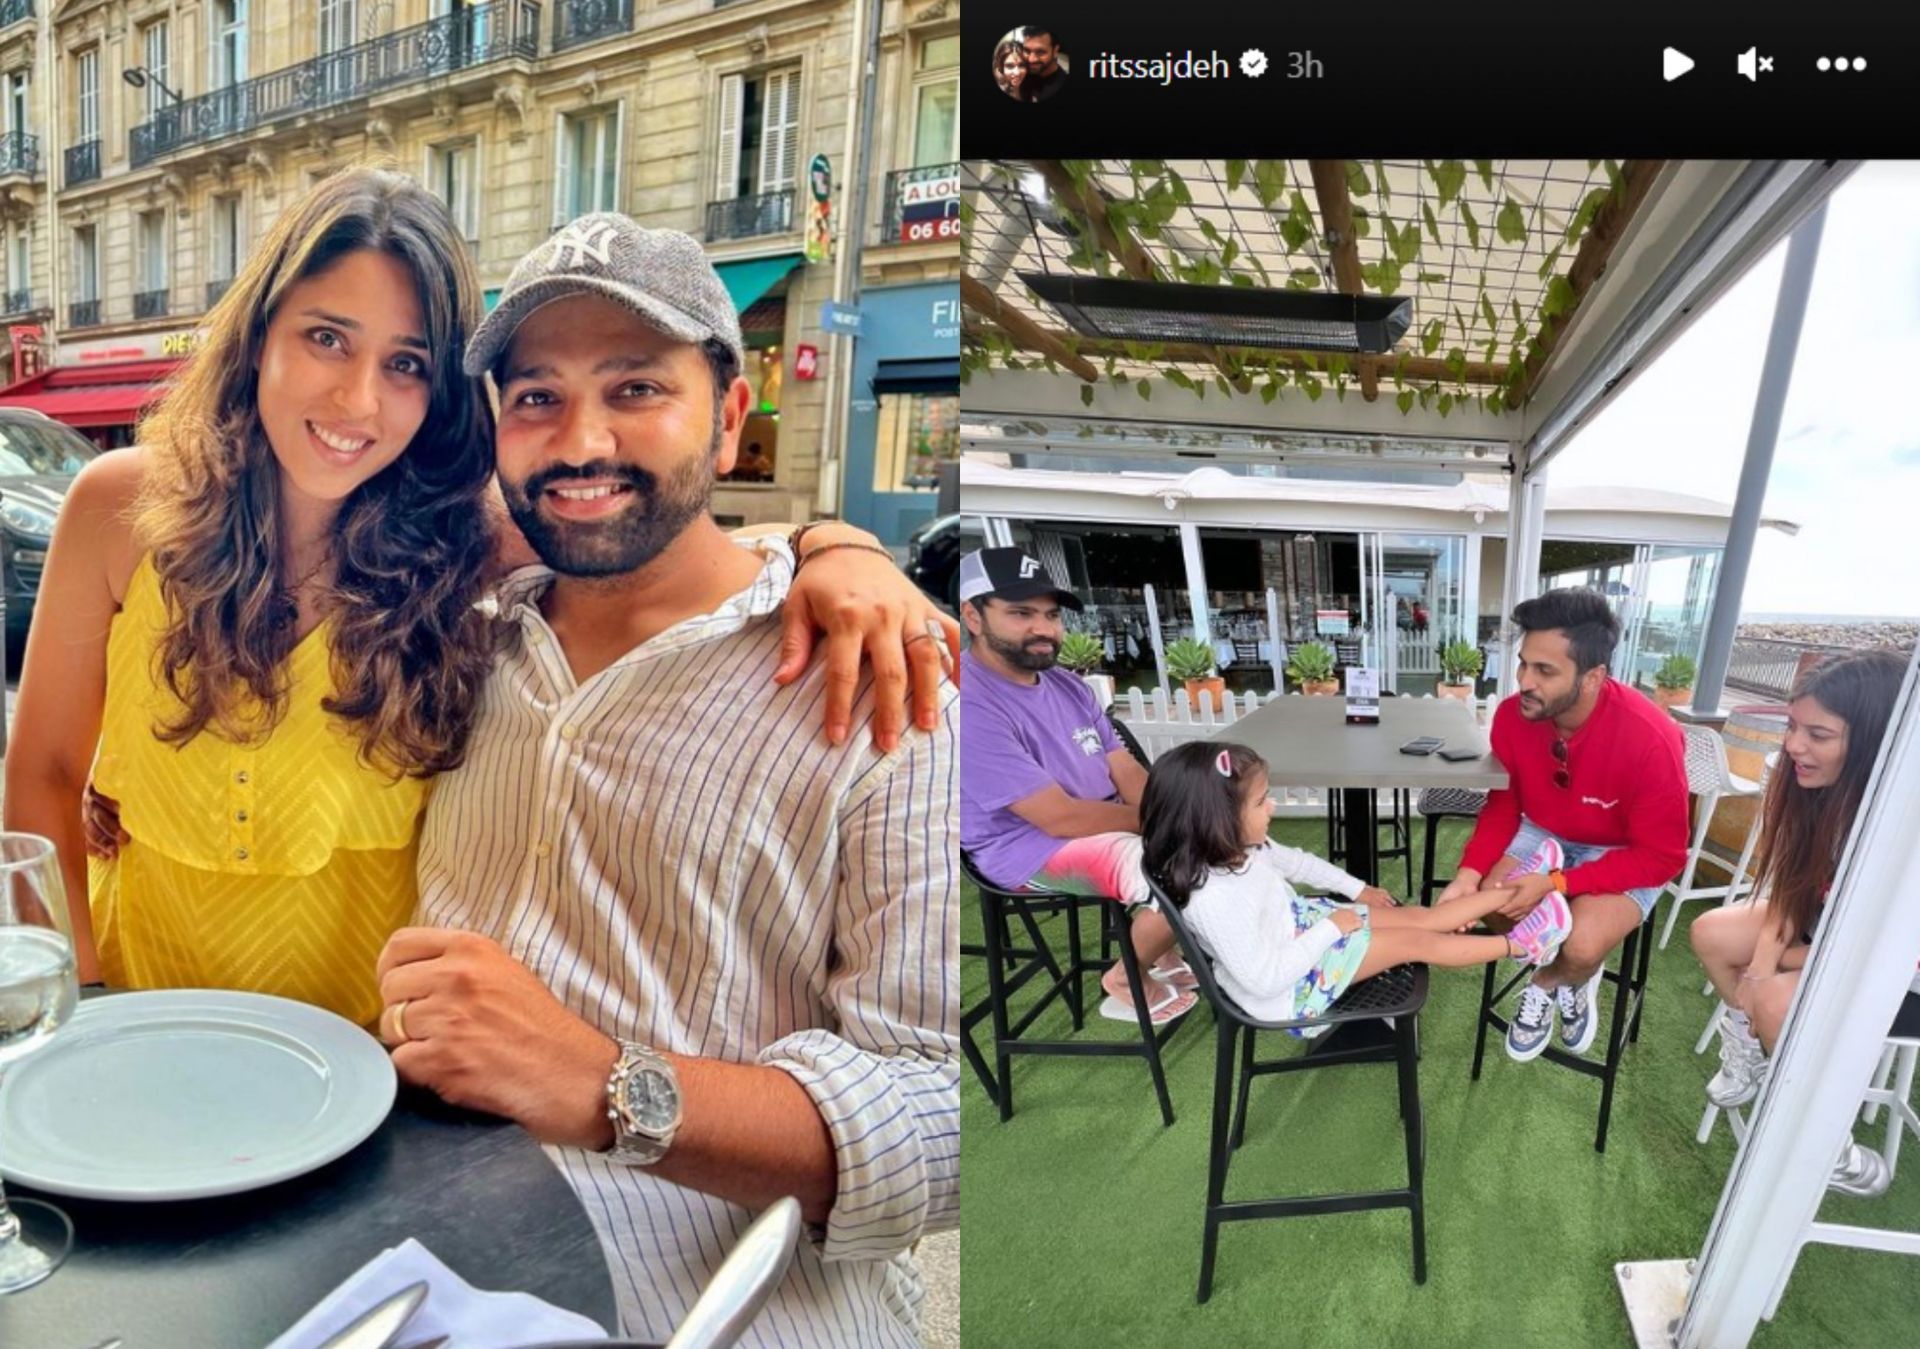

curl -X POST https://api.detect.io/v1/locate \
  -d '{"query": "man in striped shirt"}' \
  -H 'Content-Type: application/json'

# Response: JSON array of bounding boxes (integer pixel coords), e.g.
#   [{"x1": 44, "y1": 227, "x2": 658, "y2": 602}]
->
[{"x1": 371, "y1": 215, "x2": 959, "y2": 1346}]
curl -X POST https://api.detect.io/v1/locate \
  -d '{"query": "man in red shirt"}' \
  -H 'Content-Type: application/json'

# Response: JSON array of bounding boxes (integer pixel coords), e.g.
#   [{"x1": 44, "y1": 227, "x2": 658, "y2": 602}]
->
[{"x1": 1435, "y1": 589, "x2": 1689, "y2": 1061}]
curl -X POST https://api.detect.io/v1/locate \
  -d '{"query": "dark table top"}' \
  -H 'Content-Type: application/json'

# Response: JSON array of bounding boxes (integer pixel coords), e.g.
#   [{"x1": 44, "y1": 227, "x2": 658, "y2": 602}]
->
[{"x1": 0, "y1": 1083, "x2": 619, "y2": 1348}]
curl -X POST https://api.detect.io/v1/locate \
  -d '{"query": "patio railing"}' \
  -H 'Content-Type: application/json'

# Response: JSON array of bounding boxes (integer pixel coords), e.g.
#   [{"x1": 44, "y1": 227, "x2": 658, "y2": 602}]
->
[
  {"x1": 207, "y1": 278, "x2": 233, "y2": 308},
  {"x1": 2, "y1": 288, "x2": 30, "y2": 314},
  {"x1": 68, "y1": 298, "x2": 101, "y2": 328},
  {"x1": 553, "y1": 0, "x2": 633, "y2": 50},
  {"x1": 1724, "y1": 637, "x2": 1845, "y2": 702},
  {"x1": 65, "y1": 138, "x2": 100, "y2": 187},
  {"x1": 0, "y1": 0, "x2": 31, "y2": 29},
  {"x1": 134, "y1": 289, "x2": 170, "y2": 320},
  {"x1": 130, "y1": 0, "x2": 538, "y2": 167}
]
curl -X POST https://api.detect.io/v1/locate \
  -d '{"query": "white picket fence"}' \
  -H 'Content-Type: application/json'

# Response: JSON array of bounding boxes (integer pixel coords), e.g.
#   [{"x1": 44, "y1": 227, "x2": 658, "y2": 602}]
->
[{"x1": 1111, "y1": 687, "x2": 1495, "y2": 816}]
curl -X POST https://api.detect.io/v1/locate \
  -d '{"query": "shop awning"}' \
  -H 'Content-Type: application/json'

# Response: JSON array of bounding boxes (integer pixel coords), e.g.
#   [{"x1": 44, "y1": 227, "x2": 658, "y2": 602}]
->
[
  {"x1": 872, "y1": 357, "x2": 961, "y2": 394},
  {"x1": 715, "y1": 254, "x2": 804, "y2": 313},
  {"x1": 0, "y1": 359, "x2": 185, "y2": 428}
]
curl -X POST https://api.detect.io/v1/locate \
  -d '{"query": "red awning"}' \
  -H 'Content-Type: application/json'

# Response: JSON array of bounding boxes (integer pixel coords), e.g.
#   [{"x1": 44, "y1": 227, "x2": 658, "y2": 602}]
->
[{"x1": 0, "y1": 359, "x2": 185, "y2": 428}]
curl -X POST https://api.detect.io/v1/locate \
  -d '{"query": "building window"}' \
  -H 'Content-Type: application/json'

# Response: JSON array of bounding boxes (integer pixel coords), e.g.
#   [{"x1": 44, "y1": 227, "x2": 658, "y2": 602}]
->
[
  {"x1": 318, "y1": 0, "x2": 355, "y2": 52},
  {"x1": 6, "y1": 221, "x2": 27, "y2": 305},
  {"x1": 73, "y1": 224, "x2": 98, "y2": 301},
  {"x1": 430, "y1": 140, "x2": 478, "y2": 242},
  {"x1": 76, "y1": 48, "x2": 98, "y2": 142},
  {"x1": 6, "y1": 70, "x2": 26, "y2": 136},
  {"x1": 555, "y1": 107, "x2": 619, "y2": 224},
  {"x1": 871, "y1": 391, "x2": 957, "y2": 493},
  {"x1": 212, "y1": 0, "x2": 249, "y2": 87},
  {"x1": 139, "y1": 209, "x2": 167, "y2": 291},
  {"x1": 911, "y1": 35, "x2": 958, "y2": 167},
  {"x1": 142, "y1": 21, "x2": 171, "y2": 117},
  {"x1": 211, "y1": 196, "x2": 242, "y2": 282},
  {"x1": 716, "y1": 67, "x2": 800, "y2": 203}
]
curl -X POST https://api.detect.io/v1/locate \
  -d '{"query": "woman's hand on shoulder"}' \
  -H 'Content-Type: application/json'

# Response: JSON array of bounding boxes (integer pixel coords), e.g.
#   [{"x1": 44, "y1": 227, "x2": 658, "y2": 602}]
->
[{"x1": 774, "y1": 523, "x2": 960, "y2": 751}]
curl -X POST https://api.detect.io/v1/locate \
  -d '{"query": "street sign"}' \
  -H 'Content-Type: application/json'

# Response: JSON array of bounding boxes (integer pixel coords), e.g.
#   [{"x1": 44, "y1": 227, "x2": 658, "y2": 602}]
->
[{"x1": 821, "y1": 301, "x2": 863, "y2": 335}]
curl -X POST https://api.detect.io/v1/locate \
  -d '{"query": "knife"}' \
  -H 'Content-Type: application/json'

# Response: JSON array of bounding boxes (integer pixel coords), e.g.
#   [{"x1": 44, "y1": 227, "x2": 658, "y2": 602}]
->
[{"x1": 315, "y1": 1279, "x2": 430, "y2": 1349}]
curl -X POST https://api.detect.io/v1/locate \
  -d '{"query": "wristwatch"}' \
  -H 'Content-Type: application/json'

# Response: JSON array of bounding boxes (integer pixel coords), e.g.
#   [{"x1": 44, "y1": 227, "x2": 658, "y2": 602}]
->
[{"x1": 605, "y1": 1041, "x2": 683, "y2": 1166}]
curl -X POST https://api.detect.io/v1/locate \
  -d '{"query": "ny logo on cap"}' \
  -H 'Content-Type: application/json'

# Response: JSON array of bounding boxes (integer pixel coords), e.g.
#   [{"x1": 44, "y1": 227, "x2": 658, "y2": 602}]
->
[
  {"x1": 545, "y1": 219, "x2": 619, "y2": 270},
  {"x1": 1018, "y1": 556, "x2": 1041, "y2": 578}
]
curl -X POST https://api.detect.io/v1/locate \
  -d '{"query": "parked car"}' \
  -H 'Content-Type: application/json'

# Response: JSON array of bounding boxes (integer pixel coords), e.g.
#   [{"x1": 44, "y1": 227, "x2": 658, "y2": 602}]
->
[
  {"x1": 905, "y1": 513, "x2": 983, "y2": 612},
  {"x1": 0, "y1": 408, "x2": 99, "y2": 670}
]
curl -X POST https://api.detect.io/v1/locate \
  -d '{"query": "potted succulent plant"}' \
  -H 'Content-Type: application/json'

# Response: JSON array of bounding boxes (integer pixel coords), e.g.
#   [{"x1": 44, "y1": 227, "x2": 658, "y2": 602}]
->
[
  {"x1": 1653, "y1": 653, "x2": 1698, "y2": 709},
  {"x1": 1285, "y1": 641, "x2": 1339, "y2": 696},
  {"x1": 1057, "y1": 630, "x2": 1113, "y2": 708},
  {"x1": 1165, "y1": 636, "x2": 1227, "y2": 713},
  {"x1": 1436, "y1": 639, "x2": 1484, "y2": 702}
]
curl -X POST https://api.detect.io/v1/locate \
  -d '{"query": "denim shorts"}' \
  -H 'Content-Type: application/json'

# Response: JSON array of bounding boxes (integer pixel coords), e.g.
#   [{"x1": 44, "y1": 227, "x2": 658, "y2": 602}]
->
[{"x1": 1504, "y1": 817, "x2": 1663, "y2": 919}]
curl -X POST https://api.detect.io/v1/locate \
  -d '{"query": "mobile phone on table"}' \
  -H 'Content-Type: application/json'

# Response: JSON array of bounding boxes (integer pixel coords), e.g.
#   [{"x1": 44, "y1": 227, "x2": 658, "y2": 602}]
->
[
  {"x1": 1399, "y1": 737, "x2": 1445, "y2": 755},
  {"x1": 1438, "y1": 747, "x2": 1483, "y2": 762}
]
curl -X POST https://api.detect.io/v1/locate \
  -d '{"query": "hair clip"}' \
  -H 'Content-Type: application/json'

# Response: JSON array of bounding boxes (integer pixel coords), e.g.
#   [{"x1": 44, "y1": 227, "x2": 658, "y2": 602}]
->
[{"x1": 1215, "y1": 749, "x2": 1233, "y2": 778}]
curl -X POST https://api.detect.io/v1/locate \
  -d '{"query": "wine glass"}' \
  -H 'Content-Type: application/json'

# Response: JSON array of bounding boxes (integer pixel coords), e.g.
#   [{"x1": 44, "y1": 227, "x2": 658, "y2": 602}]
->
[{"x1": 0, "y1": 831, "x2": 79, "y2": 1293}]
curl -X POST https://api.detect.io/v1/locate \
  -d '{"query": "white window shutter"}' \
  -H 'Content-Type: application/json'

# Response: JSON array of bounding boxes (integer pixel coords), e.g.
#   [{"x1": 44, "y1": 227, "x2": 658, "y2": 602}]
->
[
  {"x1": 554, "y1": 113, "x2": 573, "y2": 226},
  {"x1": 758, "y1": 68, "x2": 799, "y2": 193},
  {"x1": 715, "y1": 74, "x2": 742, "y2": 201}
]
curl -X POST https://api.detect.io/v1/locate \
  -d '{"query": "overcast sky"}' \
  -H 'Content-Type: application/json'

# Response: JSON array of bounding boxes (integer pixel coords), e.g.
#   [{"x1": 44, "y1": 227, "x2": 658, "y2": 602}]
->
[{"x1": 1550, "y1": 161, "x2": 1920, "y2": 619}]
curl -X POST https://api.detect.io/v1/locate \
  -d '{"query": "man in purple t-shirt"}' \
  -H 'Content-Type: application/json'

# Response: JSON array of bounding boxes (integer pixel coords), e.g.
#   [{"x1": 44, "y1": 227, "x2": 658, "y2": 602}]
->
[{"x1": 959, "y1": 548, "x2": 1195, "y2": 1023}]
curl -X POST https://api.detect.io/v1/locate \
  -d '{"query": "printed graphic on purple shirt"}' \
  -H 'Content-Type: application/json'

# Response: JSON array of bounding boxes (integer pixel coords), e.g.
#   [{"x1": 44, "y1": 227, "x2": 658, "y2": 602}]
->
[{"x1": 960, "y1": 649, "x2": 1124, "y2": 887}]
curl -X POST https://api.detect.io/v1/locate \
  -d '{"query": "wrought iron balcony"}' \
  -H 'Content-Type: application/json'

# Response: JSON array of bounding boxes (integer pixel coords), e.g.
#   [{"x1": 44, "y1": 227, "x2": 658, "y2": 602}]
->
[
  {"x1": 65, "y1": 139, "x2": 100, "y2": 188},
  {"x1": 554, "y1": 0, "x2": 633, "y2": 51},
  {"x1": 2, "y1": 289, "x2": 29, "y2": 315},
  {"x1": 131, "y1": 0, "x2": 540, "y2": 168},
  {"x1": 68, "y1": 299, "x2": 101, "y2": 329},
  {"x1": 135, "y1": 289, "x2": 170, "y2": 320},
  {"x1": 0, "y1": 0, "x2": 32, "y2": 30},
  {"x1": 880, "y1": 162, "x2": 961, "y2": 245},
  {"x1": 705, "y1": 190, "x2": 795, "y2": 242},
  {"x1": 0, "y1": 130, "x2": 36, "y2": 179},
  {"x1": 207, "y1": 279, "x2": 233, "y2": 308}
]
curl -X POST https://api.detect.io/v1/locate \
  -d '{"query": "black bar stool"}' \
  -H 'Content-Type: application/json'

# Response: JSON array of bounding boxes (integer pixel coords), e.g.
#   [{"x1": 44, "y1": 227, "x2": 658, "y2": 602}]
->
[
  {"x1": 1415, "y1": 788, "x2": 1489, "y2": 905},
  {"x1": 1148, "y1": 877, "x2": 1428, "y2": 1303},
  {"x1": 1470, "y1": 917, "x2": 1656, "y2": 1151},
  {"x1": 962, "y1": 852, "x2": 1183, "y2": 1126}
]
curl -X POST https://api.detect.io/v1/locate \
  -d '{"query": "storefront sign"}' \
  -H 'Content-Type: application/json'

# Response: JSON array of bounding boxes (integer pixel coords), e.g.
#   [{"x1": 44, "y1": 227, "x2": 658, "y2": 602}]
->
[
  {"x1": 809, "y1": 154, "x2": 832, "y2": 202},
  {"x1": 1315, "y1": 609, "x2": 1351, "y2": 636},
  {"x1": 930, "y1": 297, "x2": 959, "y2": 340},
  {"x1": 7, "y1": 324, "x2": 44, "y2": 385},
  {"x1": 62, "y1": 330, "x2": 204, "y2": 364},
  {"x1": 794, "y1": 344, "x2": 819, "y2": 380},
  {"x1": 896, "y1": 165, "x2": 961, "y2": 244},
  {"x1": 821, "y1": 301, "x2": 863, "y2": 336}
]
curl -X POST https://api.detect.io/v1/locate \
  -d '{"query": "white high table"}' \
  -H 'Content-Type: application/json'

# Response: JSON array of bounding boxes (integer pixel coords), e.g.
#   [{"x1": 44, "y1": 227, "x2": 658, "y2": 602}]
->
[{"x1": 1226, "y1": 695, "x2": 1511, "y2": 887}]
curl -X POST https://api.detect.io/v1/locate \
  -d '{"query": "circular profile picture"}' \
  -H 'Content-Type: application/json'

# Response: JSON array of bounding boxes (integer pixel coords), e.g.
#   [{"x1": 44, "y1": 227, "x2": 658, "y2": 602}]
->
[{"x1": 994, "y1": 26, "x2": 1069, "y2": 103}]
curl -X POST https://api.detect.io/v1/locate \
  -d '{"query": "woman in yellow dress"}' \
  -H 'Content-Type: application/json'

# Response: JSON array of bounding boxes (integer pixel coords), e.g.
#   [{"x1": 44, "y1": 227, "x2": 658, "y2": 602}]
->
[{"x1": 3, "y1": 169, "x2": 953, "y2": 1027}]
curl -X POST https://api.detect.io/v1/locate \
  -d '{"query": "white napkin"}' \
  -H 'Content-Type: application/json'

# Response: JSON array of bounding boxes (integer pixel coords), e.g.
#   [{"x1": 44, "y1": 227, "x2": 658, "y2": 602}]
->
[{"x1": 268, "y1": 1237, "x2": 610, "y2": 1349}]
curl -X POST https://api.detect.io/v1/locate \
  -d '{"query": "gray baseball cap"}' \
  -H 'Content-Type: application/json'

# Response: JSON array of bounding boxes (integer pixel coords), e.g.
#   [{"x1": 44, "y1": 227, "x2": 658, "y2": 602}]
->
[{"x1": 463, "y1": 212, "x2": 745, "y2": 379}]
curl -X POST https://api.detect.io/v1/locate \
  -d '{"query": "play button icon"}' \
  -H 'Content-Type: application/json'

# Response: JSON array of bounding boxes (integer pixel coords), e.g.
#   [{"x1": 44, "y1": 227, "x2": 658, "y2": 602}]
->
[{"x1": 1663, "y1": 47, "x2": 1695, "y2": 81}]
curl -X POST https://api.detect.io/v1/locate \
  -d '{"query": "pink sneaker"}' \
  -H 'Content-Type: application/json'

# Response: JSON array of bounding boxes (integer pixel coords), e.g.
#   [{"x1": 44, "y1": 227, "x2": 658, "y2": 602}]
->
[
  {"x1": 1507, "y1": 890, "x2": 1574, "y2": 966},
  {"x1": 1507, "y1": 835, "x2": 1565, "y2": 880}
]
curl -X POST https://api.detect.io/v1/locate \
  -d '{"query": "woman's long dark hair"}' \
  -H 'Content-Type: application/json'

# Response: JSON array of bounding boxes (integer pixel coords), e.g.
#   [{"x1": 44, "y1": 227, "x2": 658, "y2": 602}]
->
[
  {"x1": 1756, "y1": 649, "x2": 1908, "y2": 942},
  {"x1": 1141, "y1": 741, "x2": 1266, "y2": 906},
  {"x1": 135, "y1": 167, "x2": 496, "y2": 777},
  {"x1": 993, "y1": 39, "x2": 1027, "y2": 96}
]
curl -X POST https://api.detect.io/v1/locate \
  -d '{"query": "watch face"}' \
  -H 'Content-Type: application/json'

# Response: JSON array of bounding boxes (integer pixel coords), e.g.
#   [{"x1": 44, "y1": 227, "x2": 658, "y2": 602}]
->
[{"x1": 623, "y1": 1066, "x2": 679, "y2": 1133}]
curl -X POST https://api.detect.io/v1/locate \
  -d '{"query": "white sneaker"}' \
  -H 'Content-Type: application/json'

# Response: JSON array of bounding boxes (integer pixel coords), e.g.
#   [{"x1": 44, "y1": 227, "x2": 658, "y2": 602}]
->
[
  {"x1": 1706, "y1": 1013, "x2": 1767, "y2": 1108},
  {"x1": 1830, "y1": 1141, "x2": 1892, "y2": 1199}
]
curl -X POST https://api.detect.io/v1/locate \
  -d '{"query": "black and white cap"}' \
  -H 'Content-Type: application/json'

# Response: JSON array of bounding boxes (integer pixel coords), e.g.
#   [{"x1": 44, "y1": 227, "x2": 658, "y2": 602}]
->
[
  {"x1": 958, "y1": 548, "x2": 1083, "y2": 609},
  {"x1": 464, "y1": 212, "x2": 745, "y2": 378}
]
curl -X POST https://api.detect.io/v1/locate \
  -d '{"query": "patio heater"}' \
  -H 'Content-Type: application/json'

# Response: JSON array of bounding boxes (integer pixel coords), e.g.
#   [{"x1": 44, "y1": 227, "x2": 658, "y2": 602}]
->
[{"x1": 1019, "y1": 273, "x2": 1413, "y2": 354}]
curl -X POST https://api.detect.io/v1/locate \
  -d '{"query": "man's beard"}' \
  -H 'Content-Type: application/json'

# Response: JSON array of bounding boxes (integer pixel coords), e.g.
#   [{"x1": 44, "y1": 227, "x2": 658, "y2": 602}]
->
[
  {"x1": 983, "y1": 625, "x2": 1058, "y2": 672},
  {"x1": 1518, "y1": 682, "x2": 1582, "y2": 721},
  {"x1": 502, "y1": 436, "x2": 717, "y2": 579}
]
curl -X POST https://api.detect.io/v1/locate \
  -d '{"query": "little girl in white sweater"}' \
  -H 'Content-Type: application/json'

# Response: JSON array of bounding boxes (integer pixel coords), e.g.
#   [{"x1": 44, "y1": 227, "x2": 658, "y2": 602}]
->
[{"x1": 1140, "y1": 741, "x2": 1572, "y2": 1026}]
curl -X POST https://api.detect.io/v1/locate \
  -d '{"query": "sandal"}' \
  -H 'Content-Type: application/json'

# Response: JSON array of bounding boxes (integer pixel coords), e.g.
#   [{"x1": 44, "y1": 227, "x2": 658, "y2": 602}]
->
[
  {"x1": 1098, "y1": 983, "x2": 1196, "y2": 1025},
  {"x1": 1148, "y1": 958, "x2": 1198, "y2": 991}
]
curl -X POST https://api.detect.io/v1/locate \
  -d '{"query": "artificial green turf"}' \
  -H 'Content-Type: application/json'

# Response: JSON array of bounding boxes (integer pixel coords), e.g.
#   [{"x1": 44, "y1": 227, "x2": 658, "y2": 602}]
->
[{"x1": 959, "y1": 817, "x2": 1920, "y2": 1347}]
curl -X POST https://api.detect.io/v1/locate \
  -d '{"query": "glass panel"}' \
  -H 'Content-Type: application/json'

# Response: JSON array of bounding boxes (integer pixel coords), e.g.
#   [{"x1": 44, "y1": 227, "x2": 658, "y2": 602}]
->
[
  {"x1": 1633, "y1": 544, "x2": 1722, "y2": 692},
  {"x1": 1004, "y1": 520, "x2": 1194, "y2": 698},
  {"x1": 912, "y1": 80, "x2": 958, "y2": 166},
  {"x1": 919, "y1": 34, "x2": 959, "y2": 69},
  {"x1": 1538, "y1": 538, "x2": 1639, "y2": 676},
  {"x1": 872, "y1": 392, "x2": 957, "y2": 492},
  {"x1": 1198, "y1": 528, "x2": 1366, "y2": 696},
  {"x1": 1376, "y1": 532, "x2": 1467, "y2": 697}
]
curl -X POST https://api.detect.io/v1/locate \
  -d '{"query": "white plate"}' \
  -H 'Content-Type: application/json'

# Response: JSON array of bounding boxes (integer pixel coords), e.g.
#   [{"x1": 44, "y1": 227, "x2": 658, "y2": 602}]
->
[{"x1": 0, "y1": 988, "x2": 396, "y2": 1201}]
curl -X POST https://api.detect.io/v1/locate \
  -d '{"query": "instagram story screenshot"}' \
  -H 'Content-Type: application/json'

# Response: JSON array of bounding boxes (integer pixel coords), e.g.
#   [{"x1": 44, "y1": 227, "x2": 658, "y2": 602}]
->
[{"x1": 958, "y1": 2, "x2": 1920, "y2": 1347}]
